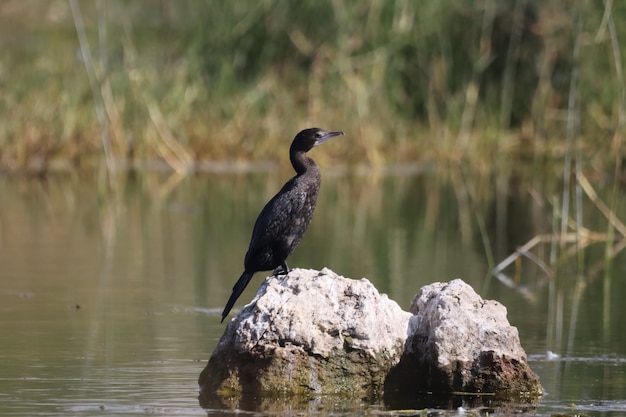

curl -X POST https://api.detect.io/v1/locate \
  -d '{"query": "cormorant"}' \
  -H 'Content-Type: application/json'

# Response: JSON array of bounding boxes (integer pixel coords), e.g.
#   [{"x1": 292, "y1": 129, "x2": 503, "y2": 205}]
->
[{"x1": 221, "y1": 128, "x2": 344, "y2": 322}]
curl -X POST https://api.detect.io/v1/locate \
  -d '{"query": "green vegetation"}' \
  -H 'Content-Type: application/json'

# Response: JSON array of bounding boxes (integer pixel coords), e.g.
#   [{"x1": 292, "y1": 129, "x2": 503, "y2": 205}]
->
[{"x1": 0, "y1": 0, "x2": 623, "y2": 176}]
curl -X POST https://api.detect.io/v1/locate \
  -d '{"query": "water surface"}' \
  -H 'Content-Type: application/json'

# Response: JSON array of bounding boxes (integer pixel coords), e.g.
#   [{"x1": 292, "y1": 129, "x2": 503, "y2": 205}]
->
[{"x1": 1, "y1": 171, "x2": 625, "y2": 416}]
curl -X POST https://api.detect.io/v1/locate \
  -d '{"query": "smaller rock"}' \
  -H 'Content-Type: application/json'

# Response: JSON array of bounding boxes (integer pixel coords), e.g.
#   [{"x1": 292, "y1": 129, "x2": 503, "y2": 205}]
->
[{"x1": 385, "y1": 279, "x2": 543, "y2": 399}]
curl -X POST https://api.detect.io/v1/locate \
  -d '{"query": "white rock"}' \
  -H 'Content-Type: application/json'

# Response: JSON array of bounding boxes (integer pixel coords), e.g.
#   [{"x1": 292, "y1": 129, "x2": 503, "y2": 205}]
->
[
  {"x1": 232, "y1": 267, "x2": 412, "y2": 358},
  {"x1": 200, "y1": 272, "x2": 542, "y2": 402},
  {"x1": 410, "y1": 279, "x2": 525, "y2": 366}
]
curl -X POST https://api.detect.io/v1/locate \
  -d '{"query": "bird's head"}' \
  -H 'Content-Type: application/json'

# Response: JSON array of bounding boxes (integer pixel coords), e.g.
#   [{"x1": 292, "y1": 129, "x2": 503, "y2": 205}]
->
[{"x1": 291, "y1": 128, "x2": 344, "y2": 153}]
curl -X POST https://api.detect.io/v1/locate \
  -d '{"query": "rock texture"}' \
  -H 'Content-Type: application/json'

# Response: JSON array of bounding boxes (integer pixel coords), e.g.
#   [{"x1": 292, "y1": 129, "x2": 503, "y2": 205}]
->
[
  {"x1": 385, "y1": 279, "x2": 542, "y2": 399},
  {"x1": 199, "y1": 271, "x2": 543, "y2": 404},
  {"x1": 199, "y1": 268, "x2": 412, "y2": 399}
]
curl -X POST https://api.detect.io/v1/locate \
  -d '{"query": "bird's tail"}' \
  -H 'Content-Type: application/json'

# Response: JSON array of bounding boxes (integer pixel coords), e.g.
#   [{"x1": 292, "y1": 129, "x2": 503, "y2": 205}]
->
[{"x1": 221, "y1": 270, "x2": 254, "y2": 323}]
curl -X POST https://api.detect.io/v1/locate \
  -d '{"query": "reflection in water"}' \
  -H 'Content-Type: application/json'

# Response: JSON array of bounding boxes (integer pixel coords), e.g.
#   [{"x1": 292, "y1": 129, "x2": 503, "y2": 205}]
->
[
  {"x1": 486, "y1": 175, "x2": 541, "y2": 259},
  {"x1": 0, "y1": 171, "x2": 625, "y2": 416},
  {"x1": 199, "y1": 388, "x2": 538, "y2": 415}
]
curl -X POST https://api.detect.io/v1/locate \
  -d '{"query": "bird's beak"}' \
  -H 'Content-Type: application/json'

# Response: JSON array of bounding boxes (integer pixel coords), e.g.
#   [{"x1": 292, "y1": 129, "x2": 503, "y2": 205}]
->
[{"x1": 315, "y1": 131, "x2": 344, "y2": 146}]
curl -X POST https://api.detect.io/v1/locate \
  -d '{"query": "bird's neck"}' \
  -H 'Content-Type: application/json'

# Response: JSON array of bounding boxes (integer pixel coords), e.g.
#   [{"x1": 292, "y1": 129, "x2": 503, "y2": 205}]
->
[{"x1": 290, "y1": 151, "x2": 319, "y2": 176}]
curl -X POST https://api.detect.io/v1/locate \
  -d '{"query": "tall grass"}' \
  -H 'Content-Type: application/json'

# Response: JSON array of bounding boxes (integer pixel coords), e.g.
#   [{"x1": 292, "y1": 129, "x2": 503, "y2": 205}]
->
[{"x1": 0, "y1": 0, "x2": 622, "y2": 177}]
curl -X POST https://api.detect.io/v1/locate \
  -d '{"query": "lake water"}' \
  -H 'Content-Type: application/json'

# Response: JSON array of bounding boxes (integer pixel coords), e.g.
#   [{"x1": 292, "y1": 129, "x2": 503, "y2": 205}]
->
[{"x1": 1, "y1": 169, "x2": 625, "y2": 416}]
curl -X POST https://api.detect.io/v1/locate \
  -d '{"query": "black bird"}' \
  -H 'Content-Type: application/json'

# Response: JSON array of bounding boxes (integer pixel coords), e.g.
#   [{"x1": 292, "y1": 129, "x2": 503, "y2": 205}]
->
[{"x1": 221, "y1": 128, "x2": 344, "y2": 322}]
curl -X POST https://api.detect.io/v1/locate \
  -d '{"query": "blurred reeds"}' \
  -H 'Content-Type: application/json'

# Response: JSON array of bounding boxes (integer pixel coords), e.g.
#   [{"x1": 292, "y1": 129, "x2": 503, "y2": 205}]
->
[{"x1": 0, "y1": 0, "x2": 622, "y2": 178}]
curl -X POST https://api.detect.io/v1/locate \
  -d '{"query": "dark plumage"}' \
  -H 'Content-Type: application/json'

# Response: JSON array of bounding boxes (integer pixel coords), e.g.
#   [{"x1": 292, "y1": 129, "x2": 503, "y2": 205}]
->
[{"x1": 221, "y1": 128, "x2": 344, "y2": 322}]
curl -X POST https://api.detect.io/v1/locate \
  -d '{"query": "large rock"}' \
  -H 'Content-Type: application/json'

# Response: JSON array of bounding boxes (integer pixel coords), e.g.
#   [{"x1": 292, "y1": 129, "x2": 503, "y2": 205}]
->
[
  {"x1": 385, "y1": 279, "x2": 542, "y2": 399},
  {"x1": 199, "y1": 268, "x2": 412, "y2": 399},
  {"x1": 199, "y1": 271, "x2": 543, "y2": 405}
]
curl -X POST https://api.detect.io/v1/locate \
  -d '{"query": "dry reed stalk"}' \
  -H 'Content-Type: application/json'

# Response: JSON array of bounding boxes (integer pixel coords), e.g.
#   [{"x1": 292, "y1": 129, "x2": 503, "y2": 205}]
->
[
  {"x1": 499, "y1": 0, "x2": 528, "y2": 129},
  {"x1": 577, "y1": 173, "x2": 626, "y2": 238},
  {"x1": 601, "y1": 0, "x2": 624, "y2": 342},
  {"x1": 118, "y1": 11, "x2": 193, "y2": 174},
  {"x1": 144, "y1": 98, "x2": 194, "y2": 173},
  {"x1": 68, "y1": 0, "x2": 115, "y2": 177},
  {"x1": 491, "y1": 231, "x2": 608, "y2": 278},
  {"x1": 456, "y1": 165, "x2": 495, "y2": 271},
  {"x1": 456, "y1": 0, "x2": 495, "y2": 155},
  {"x1": 491, "y1": 170, "x2": 626, "y2": 296}
]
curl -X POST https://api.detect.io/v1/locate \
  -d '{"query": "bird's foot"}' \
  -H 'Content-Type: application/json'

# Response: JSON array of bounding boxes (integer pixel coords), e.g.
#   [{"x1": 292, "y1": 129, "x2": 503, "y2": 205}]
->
[{"x1": 273, "y1": 264, "x2": 290, "y2": 276}]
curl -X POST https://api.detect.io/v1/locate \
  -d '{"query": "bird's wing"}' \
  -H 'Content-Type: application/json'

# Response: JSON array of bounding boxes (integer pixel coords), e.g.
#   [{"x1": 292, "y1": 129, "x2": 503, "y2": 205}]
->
[{"x1": 249, "y1": 180, "x2": 307, "y2": 249}]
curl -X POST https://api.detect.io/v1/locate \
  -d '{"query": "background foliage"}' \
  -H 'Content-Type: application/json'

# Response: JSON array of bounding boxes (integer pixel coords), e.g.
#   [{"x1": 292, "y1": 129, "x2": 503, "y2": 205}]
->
[{"x1": 0, "y1": 0, "x2": 623, "y2": 178}]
